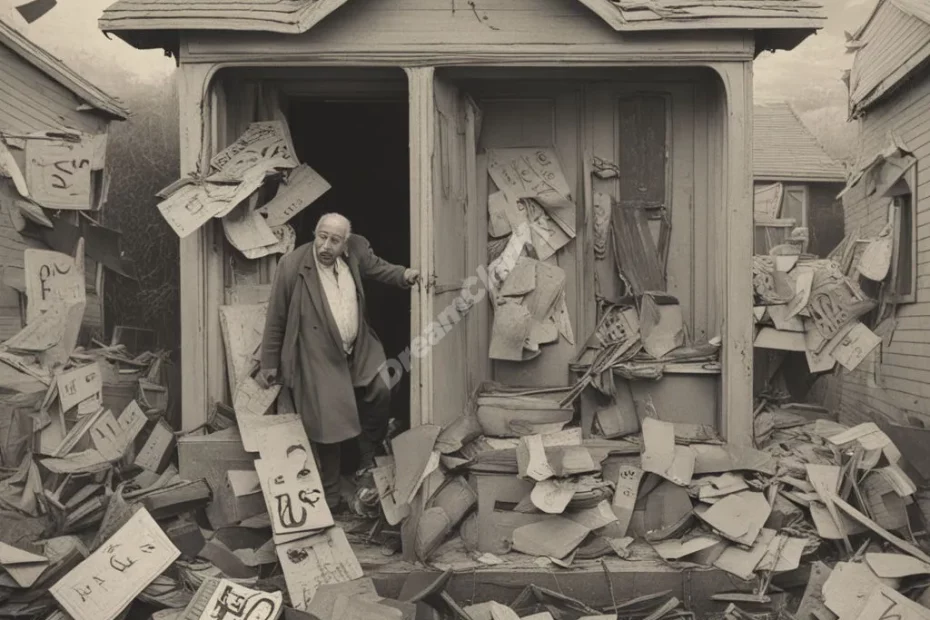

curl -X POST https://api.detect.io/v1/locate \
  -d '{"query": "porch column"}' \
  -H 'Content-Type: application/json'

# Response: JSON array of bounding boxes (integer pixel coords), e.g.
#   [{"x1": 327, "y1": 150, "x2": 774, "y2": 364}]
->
[
  {"x1": 405, "y1": 66, "x2": 436, "y2": 429},
  {"x1": 711, "y1": 61, "x2": 754, "y2": 445},
  {"x1": 177, "y1": 61, "x2": 223, "y2": 431}
]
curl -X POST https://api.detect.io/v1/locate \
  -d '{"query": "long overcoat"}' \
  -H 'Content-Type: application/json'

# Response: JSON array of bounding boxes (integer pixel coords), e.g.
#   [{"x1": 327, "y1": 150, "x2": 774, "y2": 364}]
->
[{"x1": 260, "y1": 235, "x2": 409, "y2": 444}]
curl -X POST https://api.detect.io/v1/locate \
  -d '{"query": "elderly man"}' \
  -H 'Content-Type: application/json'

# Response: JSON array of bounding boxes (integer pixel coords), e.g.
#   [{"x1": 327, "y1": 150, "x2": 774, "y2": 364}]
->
[{"x1": 259, "y1": 213, "x2": 419, "y2": 513}]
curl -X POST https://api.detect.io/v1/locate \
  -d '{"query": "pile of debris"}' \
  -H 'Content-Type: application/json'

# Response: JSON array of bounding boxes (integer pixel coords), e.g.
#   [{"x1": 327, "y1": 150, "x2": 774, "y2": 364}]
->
[{"x1": 752, "y1": 227, "x2": 887, "y2": 380}]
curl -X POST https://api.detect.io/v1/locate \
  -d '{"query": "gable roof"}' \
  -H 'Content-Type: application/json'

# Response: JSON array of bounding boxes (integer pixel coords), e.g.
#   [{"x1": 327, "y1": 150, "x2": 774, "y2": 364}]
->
[
  {"x1": 847, "y1": 0, "x2": 930, "y2": 116},
  {"x1": 0, "y1": 18, "x2": 128, "y2": 120},
  {"x1": 98, "y1": 0, "x2": 825, "y2": 52},
  {"x1": 753, "y1": 102, "x2": 845, "y2": 183}
]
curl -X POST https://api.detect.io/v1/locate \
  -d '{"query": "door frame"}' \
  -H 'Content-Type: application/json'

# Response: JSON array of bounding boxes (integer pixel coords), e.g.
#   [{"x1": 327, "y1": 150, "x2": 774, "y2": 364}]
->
[{"x1": 176, "y1": 60, "x2": 753, "y2": 446}]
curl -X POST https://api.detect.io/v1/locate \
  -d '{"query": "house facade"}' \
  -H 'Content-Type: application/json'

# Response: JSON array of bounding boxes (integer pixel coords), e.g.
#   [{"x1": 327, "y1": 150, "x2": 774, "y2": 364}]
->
[
  {"x1": 753, "y1": 102, "x2": 846, "y2": 257},
  {"x1": 831, "y1": 0, "x2": 930, "y2": 425},
  {"x1": 0, "y1": 19, "x2": 127, "y2": 341},
  {"x1": 98, "y1": 0, "x2": 825, "y2": 444}
]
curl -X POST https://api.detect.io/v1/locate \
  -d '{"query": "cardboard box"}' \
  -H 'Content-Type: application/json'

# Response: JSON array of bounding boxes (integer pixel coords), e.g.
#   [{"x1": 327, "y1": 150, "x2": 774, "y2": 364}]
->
[
  {"x1": 473, "y1": 473, "x2": 547, "y2": 554},
  {"x1": 208, "y1": 469, "x2": 266, "y2": 528},
  {"x1": 178, "y1": 427, "x2": 254, "y2": 498}
]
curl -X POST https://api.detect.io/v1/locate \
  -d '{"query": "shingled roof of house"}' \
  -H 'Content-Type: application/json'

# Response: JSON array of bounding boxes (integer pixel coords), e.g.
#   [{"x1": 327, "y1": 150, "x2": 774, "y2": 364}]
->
[
  {"x1": 98, "y1": 0, "x2": 825, "y2": 50},
  {"x1": 753, "y1": 102, "x2": 845, "y2": 183}
]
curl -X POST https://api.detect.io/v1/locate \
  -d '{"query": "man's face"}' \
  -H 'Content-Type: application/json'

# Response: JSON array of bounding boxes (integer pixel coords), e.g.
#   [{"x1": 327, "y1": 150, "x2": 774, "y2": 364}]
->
[{"x1": 314, "y1": 218, "x2": 349, "y2": 266}]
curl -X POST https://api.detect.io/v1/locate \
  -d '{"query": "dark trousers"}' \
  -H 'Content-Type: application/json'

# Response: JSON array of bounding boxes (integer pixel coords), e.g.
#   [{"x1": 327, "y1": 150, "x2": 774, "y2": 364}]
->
[{"x1": 313, "y1": 372, "x2": 391, "y2": 508}]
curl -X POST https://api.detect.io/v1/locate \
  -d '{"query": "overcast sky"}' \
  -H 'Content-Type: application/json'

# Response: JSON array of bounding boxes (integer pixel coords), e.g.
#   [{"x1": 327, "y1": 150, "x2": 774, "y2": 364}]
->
[{"x1": 0, "y1": 0, "x2": 876, "y2": 108}]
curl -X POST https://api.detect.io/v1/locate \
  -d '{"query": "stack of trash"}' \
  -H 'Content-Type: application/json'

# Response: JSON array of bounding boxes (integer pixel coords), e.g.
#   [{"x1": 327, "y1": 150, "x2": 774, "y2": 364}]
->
[{"x1": 752, "y1": 223, "x2": 896, "y2": 380}]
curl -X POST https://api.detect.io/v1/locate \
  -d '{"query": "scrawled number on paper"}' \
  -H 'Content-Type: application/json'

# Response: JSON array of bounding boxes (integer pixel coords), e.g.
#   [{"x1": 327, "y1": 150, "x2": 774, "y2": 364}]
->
[
  {"x1": 70, "y1": 542, "x2": 158, "y2": 603},
  {"x1": 48, "y1": 158, "x2": 90, "y2": 190}
]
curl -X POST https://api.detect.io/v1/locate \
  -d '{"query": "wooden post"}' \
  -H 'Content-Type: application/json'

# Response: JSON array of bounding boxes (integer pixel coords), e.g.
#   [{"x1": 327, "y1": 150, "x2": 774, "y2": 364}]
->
[
  {"x1": 176, "y1": 61, "x2": 222, "y2": 432},
  {"x1": 710, "y1": 61, "x2": 754, "y2": 445},
  {"x1": 405, "y1": 67, "x2": 435, "y2": 429}
]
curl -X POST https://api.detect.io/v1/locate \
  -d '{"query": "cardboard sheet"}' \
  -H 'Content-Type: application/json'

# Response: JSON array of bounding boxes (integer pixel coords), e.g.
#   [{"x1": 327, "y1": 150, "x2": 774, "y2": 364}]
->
[
  {"x1": 23, "y1": 248, "x2": 85, "y2": 324},
  {"x1": 641, "y1": 418, "x2": 695, "y2": 486},
  {"x1": 57, "y1": 362, "x2": 102, "y2": 413},
  {"x1": 50, "y1": 509, "x2": 180, "y2": 620},
  {"x1": 276, "y1": 527, "x2": 363, "y2": 611},
  {"x1": 254, "y1": 446, "x2": 333, "y2": 539},
  {"x1": 222, "y1": 200, "x2": 279, "y2": 253},
  {"x1": 25, "y1": 137, "x2": 95, "y2": 210},
  {"x1": 198, "y1": 579, "x2": 283, "y2": 620},
  {"x1": 259, "y1": 163, "x2": 330, "y2": 227}
]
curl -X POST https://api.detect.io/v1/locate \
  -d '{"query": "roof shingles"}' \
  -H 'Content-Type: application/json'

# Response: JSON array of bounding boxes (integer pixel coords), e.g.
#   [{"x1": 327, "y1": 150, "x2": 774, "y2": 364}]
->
[
  {"x1": 753, "y1": 102, "x2": 845, "y2": 182},
  {"x1": 99, "y1": 0, "x2": 824, "y2": 38}
]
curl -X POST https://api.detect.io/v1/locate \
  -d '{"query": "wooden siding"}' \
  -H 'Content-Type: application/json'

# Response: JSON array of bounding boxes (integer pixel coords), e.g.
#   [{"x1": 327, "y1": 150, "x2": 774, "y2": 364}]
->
[
  {"x1": 835, "y1": 64, "x2": 930, "y2": 425},
  {"x1": 849, "y1": 0, "x2": 930, "y2": 115},
  {"x1": 0, "y1": 47, "x2": 108, "y2": 340}
]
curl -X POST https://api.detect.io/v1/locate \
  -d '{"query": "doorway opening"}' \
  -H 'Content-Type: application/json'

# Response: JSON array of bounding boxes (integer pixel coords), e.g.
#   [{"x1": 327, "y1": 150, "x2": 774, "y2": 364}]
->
[{"x1": 286, "y1": 98, "x2": 411, "y2": 469}]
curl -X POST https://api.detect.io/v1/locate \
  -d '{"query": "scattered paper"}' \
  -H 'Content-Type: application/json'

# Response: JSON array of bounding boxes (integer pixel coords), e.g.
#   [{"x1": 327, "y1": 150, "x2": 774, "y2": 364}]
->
[
  {"x1": 611, "y1": 465, "x2": 642, "y2": 537},
  {"x1": 208, "y1": 121, "x2": 297, "y2": 182},
  {"x1": 242, "y1": 224, "x2": 296, "y2": 260},
  {"x1": 866, "y1": 553, "x2": 930, "y2": 578},
  {"x1": 488, "y1": 191, "x2": 513, "y2": 238},
  {"x1": 23, "y1": 248, "x2": 85, "y2": 324},
  {"x1": 57, "y1": 362, "x2": 102, "y2": 412},
  {"x1": 223, "y1": 200, "x2": 279, "y2": 253},
  {"x1": 641, "y1": 417, "x2": 695, "y2": 486},
  {"x1": 135, "y1": 420, "x2": 175, "y2": 473},
  {"x1": 25, "y1": 137, "x2": 95, "y2": 209},
  {"x1": 511, "y1": 516, "x2": 589, "y2": 560},
  {"x1": 696, "y1": 491, "x2": 771, "y2": 546},
  {"x1": 490, "y1": 301, "x2": 532, "y2": 361},
  {"x1": 50, "y1": 509, "x2": 180, "y2": 620},
  {"x1": 275, "y1": 528, "x2": 362, "y2": 611},
  {"x1": 517, "y1": 434, "x2": 555, "y2": 482},
  {"x1": 652, "y1": 535, "x2": 721, "y2": 561},
  {"x1": 254, "y1": 445, "x2": 333, "y2": 539},
  {"x1": 259, "y1": 164, "x2": 330, "y2": 227},
  {"x1": 531, "y1": 479, "x2": 576, "y2": 514},
  {"x1": 42, "y1": 449, "x2": 109, "y2": 474},
  {"x1": 0, "y1": 541, "x2": 48, "y2": 588},
  {"x1": 830, "y1": 323, "x2": 881, "y2": 371},
  {"x1": 199, "y1": 579, "x2": 283, "y2": 620},
  {"x1": 371, "y1": 464, "x2": 410, "y2": 526},
  {"x1": 487, "y1": 148, "x2": 577, "y2": 239}
]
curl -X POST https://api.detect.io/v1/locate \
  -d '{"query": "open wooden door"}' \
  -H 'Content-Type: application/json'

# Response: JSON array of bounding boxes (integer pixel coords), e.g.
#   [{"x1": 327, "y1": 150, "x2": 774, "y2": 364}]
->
[
  {"x1": 403, "y1": 67, "x2": 484, "y2": 559},
  {"x1": 423, "y1": 71, "x2": 483, "y2": 428}
]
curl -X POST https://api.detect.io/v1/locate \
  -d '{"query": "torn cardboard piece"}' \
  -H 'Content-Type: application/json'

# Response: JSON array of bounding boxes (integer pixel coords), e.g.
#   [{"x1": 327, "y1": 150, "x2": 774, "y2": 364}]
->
[
  {"x1": 275, "y1": 527, "x2": 362, "y2": 611},
  {"x1": 259, "y1": 164, "x2": 330, "y2": 227},
  {"x1": 50, "y1": 508, "x2": 180, "y2": 620},
  {"x1": 641, "y1": 418, "x2": 695, "y2": 486}
]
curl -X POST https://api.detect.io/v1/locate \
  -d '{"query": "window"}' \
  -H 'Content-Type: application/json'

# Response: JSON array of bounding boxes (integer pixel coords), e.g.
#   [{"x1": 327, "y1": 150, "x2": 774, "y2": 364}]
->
[
  {"x1": 781, "y1": 184, "x2": 808, "y2": 228},
  {"x1": 886, "y1": 168, "x2": 917, "y2": 303}
]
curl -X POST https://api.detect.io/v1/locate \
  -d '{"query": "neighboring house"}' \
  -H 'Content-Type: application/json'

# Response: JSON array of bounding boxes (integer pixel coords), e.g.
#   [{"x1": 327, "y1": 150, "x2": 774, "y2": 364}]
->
[
  {"x1": 98, "y1": 0, "x2": 824, "y2": 450},
  {"x1": 753, "y1": 102, "x2": 847, "y2": 257},
  {"x1": 0, "y1": 18, "x2": 128, "y2": 341},
  {"x1": 830, "y1": 0, "x2": 930, "y2": 425}
]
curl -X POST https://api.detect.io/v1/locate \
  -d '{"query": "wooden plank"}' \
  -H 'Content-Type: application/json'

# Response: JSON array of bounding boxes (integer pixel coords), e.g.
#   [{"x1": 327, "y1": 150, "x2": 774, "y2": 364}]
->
[
  {"x1": 177, "y1": 60, "x2": 220, "y2": 431},
  {"x1": 712, "y1": 61, "x2": 753, "y2": 444}
]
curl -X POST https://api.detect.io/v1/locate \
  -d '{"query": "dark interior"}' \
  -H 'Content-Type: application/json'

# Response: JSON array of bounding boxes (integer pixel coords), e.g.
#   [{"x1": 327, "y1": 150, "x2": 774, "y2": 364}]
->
[{"x1": 286, "y1": 99, "x2": 412, "y2": 462}]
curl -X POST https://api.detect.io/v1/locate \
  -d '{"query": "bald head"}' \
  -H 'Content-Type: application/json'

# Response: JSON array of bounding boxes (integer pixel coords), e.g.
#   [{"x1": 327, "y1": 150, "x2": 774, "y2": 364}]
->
[
  {"x1": 315, "y1": 213, "x2": 351, "y2": 237},
  {"x1": 314, "y1": 213, "x2": 352, "y2": 267}
]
